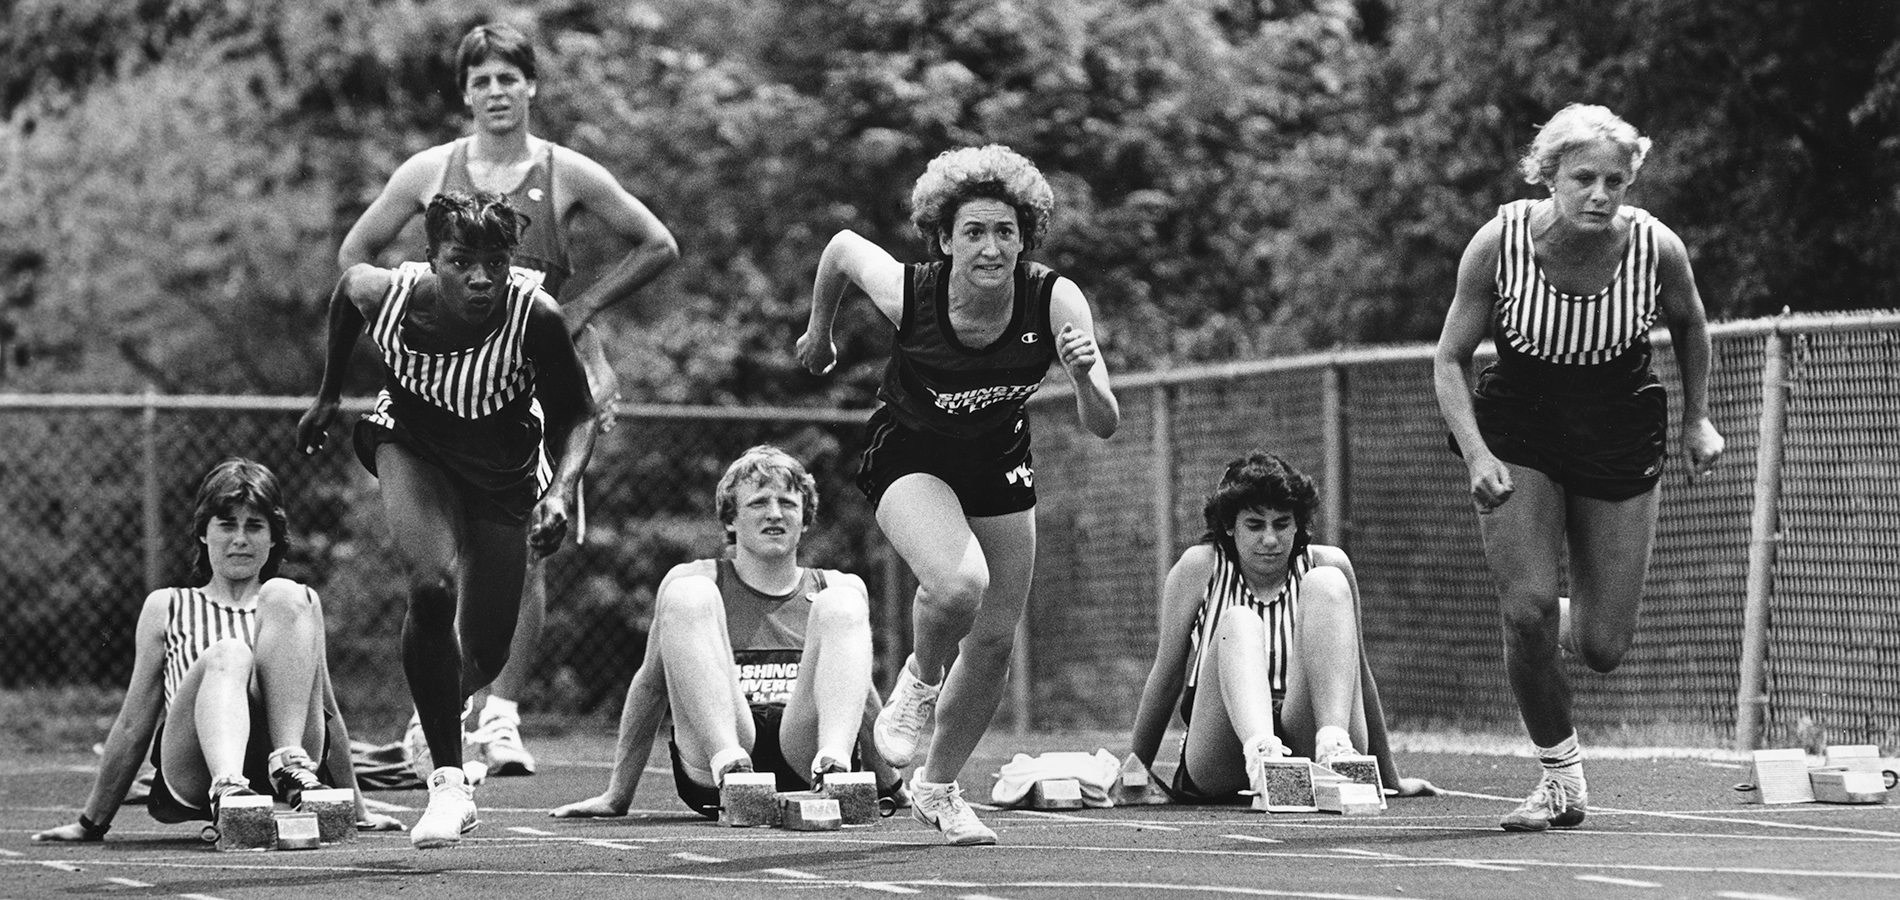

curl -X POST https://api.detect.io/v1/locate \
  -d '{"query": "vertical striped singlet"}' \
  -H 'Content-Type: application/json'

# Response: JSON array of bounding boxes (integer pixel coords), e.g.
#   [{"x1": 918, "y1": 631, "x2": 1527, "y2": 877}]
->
[
  {"x1": 1493, "y1": 199, "x2": 1663, "y2": 366},
  {"x1": 160, "y1": 588, "x2": 261, "y2": 708},
  {"x1": 362, "y1": 262, "x2": 542, "y2": 431},
  {"x1": 1183, "y1": 548, "x2": 1312, "y2": 697}
]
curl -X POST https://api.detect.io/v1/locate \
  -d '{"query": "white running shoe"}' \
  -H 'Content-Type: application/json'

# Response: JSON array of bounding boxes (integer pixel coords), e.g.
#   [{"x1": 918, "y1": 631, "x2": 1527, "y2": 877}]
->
[
  {"x1": 1242, "y1": 733, "x2": 1289, "y2": 799},
  {"x1": 874, "y1": 659, "x2": 940, "y2": 768},
  {"x1": 411, "y1": 767, "x2": 479, "y2": 849},
  {"x1": 910, "y1": 778, "x2": 996, "y2": 846},
  {"x1": 473, "y1": 706, "x2": 537, "y2": 776},
  {"x1": 1314, "y1": 727, "x2": 1357, "y2": 768},
  {"x1": 1500, "y1": 774, "x2": 1587, "y2": 832}
]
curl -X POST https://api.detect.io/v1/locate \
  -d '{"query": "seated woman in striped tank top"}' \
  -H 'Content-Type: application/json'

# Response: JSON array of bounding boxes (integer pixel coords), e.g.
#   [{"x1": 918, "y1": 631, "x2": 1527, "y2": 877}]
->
[
  {"x1": 32, "y1": 458, "x2": 399, "y2": 844},
  {"x1": 1128, "y1": 451, "x2": 1433, "y2": 804},
  {"x1": 1433, "y1": 104, "x2": 1725, "y2": 833},
  {"x1": 296, "y1": 191, "x2": 597, "y2": 849}
]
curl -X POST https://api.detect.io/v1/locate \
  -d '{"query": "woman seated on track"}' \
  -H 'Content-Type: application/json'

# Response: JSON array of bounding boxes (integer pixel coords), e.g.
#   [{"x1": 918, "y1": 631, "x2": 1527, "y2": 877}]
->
[
  {"x1": 32, "y1": 457, "x2": 400, "y2": 844},
  {"x1": 1128, "y1": 450, "x2": 1433, "y2": 802}
]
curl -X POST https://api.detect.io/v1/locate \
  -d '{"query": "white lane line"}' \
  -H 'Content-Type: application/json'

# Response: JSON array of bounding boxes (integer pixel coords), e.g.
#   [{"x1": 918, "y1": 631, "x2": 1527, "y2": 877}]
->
[
  {"x1": 179, "y1": 894, "x2": 234, "y2": 900},
  {"x1": 507, "y1": 827, "x2": 557, "y2": 836},
  {"x1": 960, "y1": 895, "x2": 1018, "y2": 900},
  {"x1": 671, "y1": 852, "x2": 726, "y2": 863},
  {"x1": 1437, "y1": 788, "x2": 1900, "y2": 839},
  {"x1": 1717, "y1": 892, "x2": 1806, "y2": 900},
  {"x1": 1575, "y1": 874, "x2": 1661, "y2": 888},
  {"x1": 761, "y1": 868, "x2": 820, "y2": 879},
  {"x1": 1008, "y1": 809, "x2": 1178, "y2": 830},
  {"x1": 580, "y1": 839, "x2": 646, "y2": 851},
  {"x1": 360, "y1": 797, "x2": 409, "y2": 812},
  {"x1": 1224, "y1": 834, "x2": 1285, "y2": 844},
  {"x1": 36, "y1": 861, "x2": 80, "y2": 872},
  {"x1": 857, "y1": 882, "x2": 921, "y2": 894},
  {"x1": 0, "y1": 849, "x2": 20, "y2": 857},
  {"x1": 105, "y1": 877, "x2": 155, "y2": 887}
]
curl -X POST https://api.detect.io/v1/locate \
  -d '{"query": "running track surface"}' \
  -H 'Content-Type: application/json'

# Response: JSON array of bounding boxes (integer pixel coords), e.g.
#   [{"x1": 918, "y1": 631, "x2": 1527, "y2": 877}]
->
[{"x1": 5, "y1": 729, "x2": 1898, "y2": 900}]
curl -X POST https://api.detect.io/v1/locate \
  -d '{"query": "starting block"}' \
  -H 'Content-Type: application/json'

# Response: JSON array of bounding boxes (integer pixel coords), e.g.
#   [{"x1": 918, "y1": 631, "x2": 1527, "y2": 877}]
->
[
  {"x1": 1249, "y1": 757, "x2": 1318, "y2": 813},
  {"x1": 211, "y1": 794, "x2": 277, "y2": 851},
  {"x1": 298, "y1": 788, "x2": 357, "y2": 844},
  {"x1": 1028, "y1": 778, "x2": 1086, "y2": 809},
  {"x1": 1809, "y1": 768, "x2": 1888, "y2": 805},
  {"x1": 1314, "y1": 777, "x2": 1384, "y2": 816},
  {"x1": 718, "y1": 772, "x2": 782, "y2": 827},
  {"x1": 776, "y1": 792, "x2": 843, "y2": 831},
  {"x1": 1322, "y1": 754, "x2": 1387, "y2": 810},
  {"x1": 273, "y1": 810, "x2": 321, "y2": 850},
  {"x1": 816, "y1": 771, "x2": 879, "y2": 825},
  {"x1": 1110, "y1": 752, "x2": 1171, "y2": 806},
  {"x1": 1736, "y1": 748, "x2": 1815, "y2": 805}
]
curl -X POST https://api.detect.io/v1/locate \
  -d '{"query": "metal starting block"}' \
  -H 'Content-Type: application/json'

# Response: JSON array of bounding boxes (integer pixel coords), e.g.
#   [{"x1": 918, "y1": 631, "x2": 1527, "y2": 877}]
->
[
  {"x1": 776, "y1": 791, "x2": 843, "y2": 831},
  {"x1": 1111, "y1": 752, "x2": 1171, "y2": 806},
  {"x1": 1736, "y1": 748, "x2": 1816, "y2": 805},
  {"x1": 298, "y1": 788, "x2": 357, "y2": 844},
  {"x1": 273, "y1": 810, "x2": 321, "y2": 850},
  {"x1": 1809, "y1": 768, "x2": 1888, "y2": 805},
  {"x1": 211, "y1": 794, "x2": 277, "y2": 851},
  {"x1": 1028, "y1": 778, "x2": 1086, "y2": 809},
  {"x1": 1314, "y1": 777, "x2": 1384, "y2": 816},
  {"x1": 718, "y1": 772, "x2": 782, "y2": 827},
  {"x1": 816, "y1": 771, "x2": 879, "y2": 825},
  {"x1": 1322, "y1": 754, "x2": 1387, "y2": 810},
  {"x1": 1249, "y1": 757, "x2": 1318, "y2": 812}
]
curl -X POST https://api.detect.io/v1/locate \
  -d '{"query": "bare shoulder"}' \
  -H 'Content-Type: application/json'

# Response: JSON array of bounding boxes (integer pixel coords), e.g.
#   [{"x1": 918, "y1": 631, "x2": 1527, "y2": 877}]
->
[
  {"x1": 389, "y1": 142, "x2": 457, "y2": 199},
  {"x1": 341, "y1": 264, "x2": 397, "y2": 315},
  {"x1": 1173, "y1": 543, "x2": 1220, "y2": 579}
]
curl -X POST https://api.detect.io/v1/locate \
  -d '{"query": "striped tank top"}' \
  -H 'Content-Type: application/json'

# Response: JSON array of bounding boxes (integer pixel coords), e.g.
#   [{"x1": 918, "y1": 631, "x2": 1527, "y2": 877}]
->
[
  {"x1": 160, "y1": 587, "x2": 261, "y2": 707},
  {"x1": 364, "y1": 261, "x2": 540, "y2": 423},
  {"x1": 1493, "y1": 199, "x2": 1662, "y2": 366},
  {"x1": 1183, "y1": 548, "x2": 1312, "y2": 697}
]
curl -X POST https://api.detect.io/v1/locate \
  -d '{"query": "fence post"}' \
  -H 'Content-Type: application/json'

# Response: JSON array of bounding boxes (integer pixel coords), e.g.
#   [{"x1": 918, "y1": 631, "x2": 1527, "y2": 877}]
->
[
  {"x1": 142, "y1": 386, "x2": 163, "y2": 594},
  {"x1": 1320, "y1": 361, "x2": 1346, "y2": 545},
  {"x1": 1737, "y1": 328, "x2": 1791, "y2": 751},
  {"x1": 1151, "y1": 383, "x2": 1175, "y2": 625}
]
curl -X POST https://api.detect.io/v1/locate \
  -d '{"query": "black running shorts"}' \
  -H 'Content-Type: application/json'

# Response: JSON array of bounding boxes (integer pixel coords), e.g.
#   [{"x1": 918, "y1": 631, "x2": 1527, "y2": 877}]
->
[{"x1": 856, "y1": 405, "x2": 1037, "y2": 517}]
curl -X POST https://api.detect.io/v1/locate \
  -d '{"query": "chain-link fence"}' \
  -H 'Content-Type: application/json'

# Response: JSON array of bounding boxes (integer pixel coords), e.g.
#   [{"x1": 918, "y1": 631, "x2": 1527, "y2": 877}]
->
[
  {"x1": 1026, "y1": 311, "x2": 1900, "y2": 750},
  {"x1": 5, "y1": 311, "x2": 1899, "y2": 749}
]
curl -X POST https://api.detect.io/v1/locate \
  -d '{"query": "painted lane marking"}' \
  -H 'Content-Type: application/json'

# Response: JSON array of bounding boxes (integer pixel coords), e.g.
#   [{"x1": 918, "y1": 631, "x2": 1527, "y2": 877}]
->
[
  {"x1": 1009, "y1": 809, "x2": 1177, "y2": 830},
  {"x1": 105, "y1": 877, "x2": 155, "y2": 887},
  {"x1": 857, "y1": 883, "x2": 921, "y2": 894},
  {"x1": 507, "y1": 827, "x2": 557, "y2": 836},
  {"x1": 761, "y1": 868, "x2": 820, "y2": 879},
  {"x1": 1224, "y1": 834, "x2": 1285, "y2": 844},
  {"x1": 179, "y1": 894, "x2": 233, "y2": 900},
  {"x1": 671, "y1": 852, "x2": 726, "y2": 863},
  {"x1": 36, "y1": 861, "x2": 80, "y2": 872},
  {"x1": 1716, "y1": 893, "x2": 1806, "y2": 900},
  {"x1": 580, "y1": 839, "x2": 645, "y2": 851},
  {"x1": 1574, "y1": 874, "x2": 1662, "y2": 888},
  {"x1": 1436, "y1": 788, "x2": 1900, "y2": 839}
]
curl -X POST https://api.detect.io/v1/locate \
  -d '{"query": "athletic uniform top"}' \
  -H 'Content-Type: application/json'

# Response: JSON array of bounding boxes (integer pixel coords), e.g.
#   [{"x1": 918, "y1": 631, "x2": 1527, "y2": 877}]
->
[
  {"x1": 360, "y1": 262, "x2": 548, "y2": 497},
  {"x1": 440, "y1": 137, "x2": 573, "y2": 298},
  {"x1": 1182, "y1": 547, "x2": 1312, "y2": 703},
  {"x1": 160, "y1": 587, "x2": 268, "y2": 707},
  {"x1": 1492, "y1": 198, "x2": 1663, "y2": 374},
  {"x1": 707, "y1": 558, "x2": 834, "y2": 708},
  {"x1": 876, "y1": 261, "x2": 1060, "y2": 440}
]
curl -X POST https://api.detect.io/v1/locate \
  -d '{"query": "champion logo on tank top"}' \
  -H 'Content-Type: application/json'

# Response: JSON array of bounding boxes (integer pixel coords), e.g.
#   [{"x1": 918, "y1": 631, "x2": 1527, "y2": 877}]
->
[
  {"x1": 1021, "y1": 332, "x2": 1039, "y2": 343},
  {"x1": 1493, "y1": 199, "x2": 1662, "y2": 366}
]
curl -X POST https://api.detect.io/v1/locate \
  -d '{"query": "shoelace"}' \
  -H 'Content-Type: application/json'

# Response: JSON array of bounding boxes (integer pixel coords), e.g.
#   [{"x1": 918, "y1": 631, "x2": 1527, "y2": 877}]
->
[{"x1": 894, "y1": 685, "x2": 937, "y2": 730}]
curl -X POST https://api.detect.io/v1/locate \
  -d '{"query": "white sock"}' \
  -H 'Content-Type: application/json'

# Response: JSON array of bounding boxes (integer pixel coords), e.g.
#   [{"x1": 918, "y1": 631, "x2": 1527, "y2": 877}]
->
[
  {"x1": 709, "y1": 747, "x2": 752, "y2": 784},
  {"x1": 1315, "y1": 726, "x2": 1352, "y2": 752},
  {"x1": 1537, "y1": 732, "x2": 1586, "y2": 797}
]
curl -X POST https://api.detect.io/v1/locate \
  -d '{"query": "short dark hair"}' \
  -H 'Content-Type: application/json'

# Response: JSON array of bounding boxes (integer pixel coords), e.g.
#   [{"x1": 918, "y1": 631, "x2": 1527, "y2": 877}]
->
[
  {"x1": 191, "y1": 457, "x2": 290, "y2": 581},
  {"x1": 457, "y1": 23, "x2": 537, "y2": 90},
  {"x1": 424, "y1": 191, "x2": 528, "y2": 257},
  {"x1": 1200, "y1": 451, "x2": 1319, "y2": 568}
]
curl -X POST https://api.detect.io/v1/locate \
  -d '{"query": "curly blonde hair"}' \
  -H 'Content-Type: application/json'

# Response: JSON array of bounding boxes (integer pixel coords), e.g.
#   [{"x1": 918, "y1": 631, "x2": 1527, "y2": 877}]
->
[
  {"x1": 1518, "y1": 104, "x2": 1652, "y2": 187},
  {"x1": 909, "y1": 145, "x2": 1056, "y2": 259},
  {"x1": 715, "y1": 445, "x2": 818, "y2": 544}
]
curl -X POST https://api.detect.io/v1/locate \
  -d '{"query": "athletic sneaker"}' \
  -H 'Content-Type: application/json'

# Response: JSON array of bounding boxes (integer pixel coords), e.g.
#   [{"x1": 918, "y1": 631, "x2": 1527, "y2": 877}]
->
[
  {"x1": 474, "y1": 706, "x2": 537, "y2": 776},
  {"x1": 412, "y1": 766, "x2": 479, "y2": 849},
  {"x1": 875, "y1": 659, "x2": 940, "y2": 768},
  {"x1": 1500, "y1": 774, "x2": 1587, "y2": 832},
  {"x1": 267, "y1": 746, "x2": 326, "y2": 808},
  {"x1": 910, "y1": 778, "x2": 996, "y2": 846},
  {"x1": 209, "y1": 774, "x2": 261, "y2": 837},
  {"x1": 809, "y1": 755, "x2": 849, "y2": 788},
  {"x1": 1314, "y1": 729, "x2": 1358, "y2": 768}
]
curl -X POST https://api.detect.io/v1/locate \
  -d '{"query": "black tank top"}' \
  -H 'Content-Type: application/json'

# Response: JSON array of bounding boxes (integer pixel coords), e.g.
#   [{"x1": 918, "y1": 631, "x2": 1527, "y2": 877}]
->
[
  {"x1": 875, "y1": 261, "x2": 1060, "y2": 440},
  {"x1": 441, "y1": 138, "x2": 573, "y2": 298}
]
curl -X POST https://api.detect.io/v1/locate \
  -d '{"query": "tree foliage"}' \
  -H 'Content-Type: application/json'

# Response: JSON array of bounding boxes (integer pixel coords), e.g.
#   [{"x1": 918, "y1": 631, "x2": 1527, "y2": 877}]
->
[{"x1": 2, "y1": 0, "x2": 1894, "y2": 397}]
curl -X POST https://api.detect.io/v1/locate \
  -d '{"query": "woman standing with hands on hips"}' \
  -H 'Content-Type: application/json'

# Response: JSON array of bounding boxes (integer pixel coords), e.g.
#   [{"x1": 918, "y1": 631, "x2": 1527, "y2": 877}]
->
[
  {"x1": 1433, "y1": 104, "x2": 1723, "y2": 832},
  {"x1": 796, "y1": 145, "x2": 1119, "y2": 845}
]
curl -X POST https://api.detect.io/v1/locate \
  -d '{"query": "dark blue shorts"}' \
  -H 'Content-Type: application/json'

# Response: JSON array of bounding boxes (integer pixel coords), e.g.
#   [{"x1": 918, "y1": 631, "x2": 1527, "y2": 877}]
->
[{"x1": 1452, "y1": 363, "x2": 1668, "y2": 502}]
